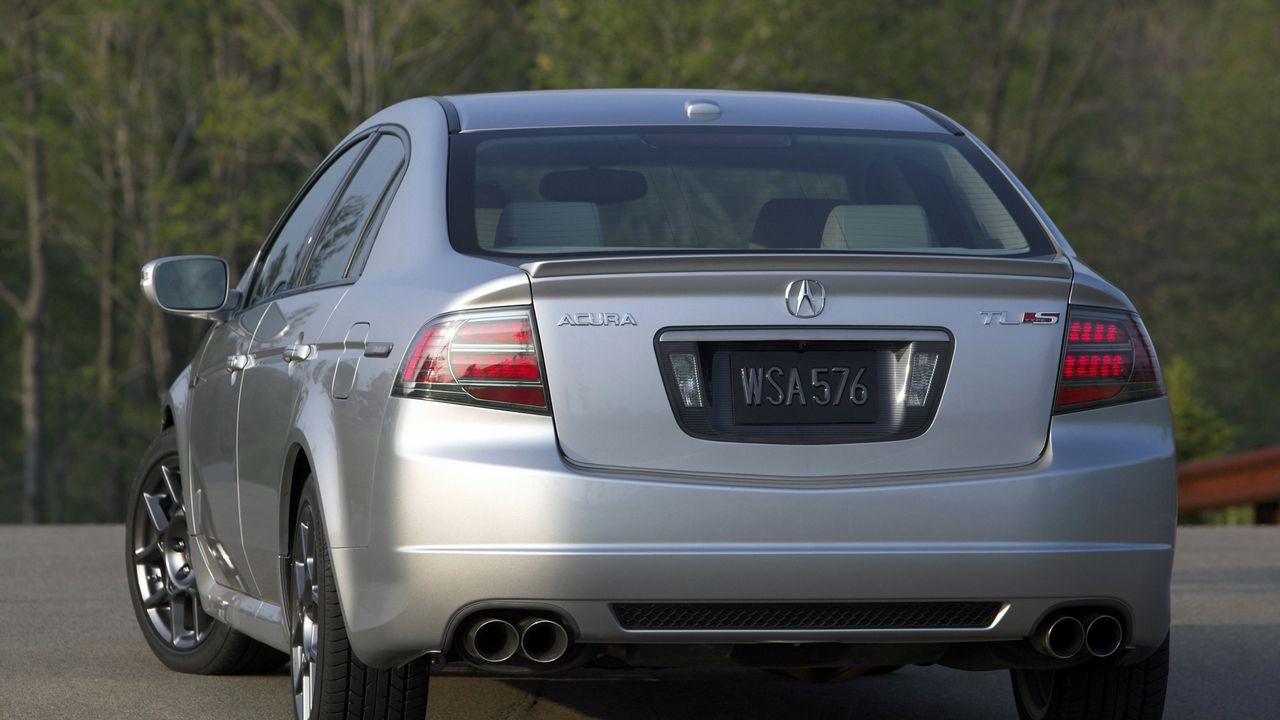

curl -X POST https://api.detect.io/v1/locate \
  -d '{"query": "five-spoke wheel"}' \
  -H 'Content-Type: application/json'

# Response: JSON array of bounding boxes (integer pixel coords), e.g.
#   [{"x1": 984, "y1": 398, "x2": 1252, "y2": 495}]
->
[
  {"x1": 130, "y1": 457, "x2": 212, "y2": 649},
  {"x1": 288, "y1": 478, "x2": 429, "y2": 719},
  {"x1": 291, "y1": 503, "x2": 321, "y2": 719},
  {"x1": 125, "y1": 427, "x2": 287, "y2": 674}
]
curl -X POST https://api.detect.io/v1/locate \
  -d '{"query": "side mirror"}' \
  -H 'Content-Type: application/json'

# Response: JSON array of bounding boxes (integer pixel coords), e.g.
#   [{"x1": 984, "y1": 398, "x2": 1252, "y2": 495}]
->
[{"x1": 140, "y1": 256, "x2": 237, "y2": 320}]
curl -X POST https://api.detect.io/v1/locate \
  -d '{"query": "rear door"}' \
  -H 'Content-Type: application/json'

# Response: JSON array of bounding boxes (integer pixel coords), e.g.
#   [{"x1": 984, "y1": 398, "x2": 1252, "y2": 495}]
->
[
  {"x1": 237, "y1": 132, "x2": 408, "y2": 603},
  {"x1": 528, "y1": 255, "x2": 1071, "y2": 479}
]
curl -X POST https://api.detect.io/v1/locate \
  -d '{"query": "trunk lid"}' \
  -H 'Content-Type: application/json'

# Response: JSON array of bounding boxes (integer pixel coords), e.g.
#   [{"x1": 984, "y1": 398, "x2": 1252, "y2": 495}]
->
[{"x1": 527, "y1": 254, "x2": 1072, "y2": 480}]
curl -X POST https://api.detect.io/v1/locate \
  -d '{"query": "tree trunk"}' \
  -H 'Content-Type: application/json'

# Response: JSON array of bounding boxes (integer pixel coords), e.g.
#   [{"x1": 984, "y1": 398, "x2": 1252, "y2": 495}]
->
[
  {"x1": 95, "y1": 20, "x2": 118, "y2": 408},
  {"x1": 97, "y1": 207, "x2": 115, "y2": 399},
  {"x1": 1016, "y1": 0, "x2": 1063, "y2": 179},
  {"x1": 17, "y1": 0, "x2": 48, "y2": 524},
  {"x1": 99, "y1": 128, "x2": 123, "y2": 519},
  {"x1": 982, "y1": 0, "x2": 1028, "y2": 151}
]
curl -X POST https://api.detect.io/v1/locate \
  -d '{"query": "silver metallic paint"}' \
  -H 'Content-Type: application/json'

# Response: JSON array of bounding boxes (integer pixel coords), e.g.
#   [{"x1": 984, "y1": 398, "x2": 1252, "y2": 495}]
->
[
  {"x1": 531, "y1": 269, "x2": 1070, "y2": 477},
  {"x1": 146, "y1": 91, "x2": 1175, "y2": 672},
  {"x1": 329, "y1": 396, "x2": 1173, "y2": 667},
  {"x1": 446, "y1": 89, "x2": 946, "y2": 134},
  {"x1": 521, "y1": 253, "x2": 1073, "y2": 279}
]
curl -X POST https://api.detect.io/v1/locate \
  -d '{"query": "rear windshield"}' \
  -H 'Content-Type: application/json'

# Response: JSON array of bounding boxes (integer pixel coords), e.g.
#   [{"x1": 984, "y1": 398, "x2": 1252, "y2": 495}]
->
[{"x1": 446, "y1": 127, "x2": 1055, "y2": 259}]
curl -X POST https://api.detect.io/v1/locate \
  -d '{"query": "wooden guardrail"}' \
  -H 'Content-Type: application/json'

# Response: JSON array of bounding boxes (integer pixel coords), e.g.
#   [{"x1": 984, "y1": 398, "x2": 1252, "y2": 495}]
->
[{"x1": 1178, "y1": 445, "x2": 1280, "y2": 522}]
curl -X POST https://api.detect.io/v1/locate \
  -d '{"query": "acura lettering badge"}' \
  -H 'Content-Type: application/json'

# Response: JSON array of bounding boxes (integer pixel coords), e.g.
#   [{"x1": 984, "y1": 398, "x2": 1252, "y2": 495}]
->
[{"x1": 784, "y1": 279, "x2": 826, "y2": 318}]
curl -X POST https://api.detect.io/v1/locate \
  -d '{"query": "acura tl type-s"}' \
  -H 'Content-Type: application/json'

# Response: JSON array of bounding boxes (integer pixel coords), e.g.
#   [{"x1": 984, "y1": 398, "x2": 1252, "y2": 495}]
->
[{"x1": 128, "y1": 90, "x2": 1174, "y2": 720}]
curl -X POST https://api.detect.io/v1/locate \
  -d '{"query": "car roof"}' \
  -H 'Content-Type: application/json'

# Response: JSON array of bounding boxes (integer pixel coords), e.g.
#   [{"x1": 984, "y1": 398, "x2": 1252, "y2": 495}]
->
[{"x1": 440, "y1": 89, "x2": 949, "y2": 134}]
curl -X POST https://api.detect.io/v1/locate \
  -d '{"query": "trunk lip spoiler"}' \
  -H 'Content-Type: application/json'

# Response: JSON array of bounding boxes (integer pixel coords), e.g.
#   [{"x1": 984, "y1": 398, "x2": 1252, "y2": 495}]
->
[{"x1": 521, "y1": 253, "x2": 1072, "y2": 280}]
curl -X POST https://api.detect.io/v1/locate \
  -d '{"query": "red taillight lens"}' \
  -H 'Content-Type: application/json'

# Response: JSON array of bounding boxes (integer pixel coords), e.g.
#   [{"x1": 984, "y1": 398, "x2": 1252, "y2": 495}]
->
[
  {"x1": 394, "y1": 309, "x2": 548, "y2": 411},
  {"x1": 1062, "y1": 353, "x2": 1129, "y2": 379},
  {"x1": 450, "y1": 352, "x2": 541, "y2": 381},
  {"x1": 1054, "y1": 307, "x2": 1163, "y2": 412}
]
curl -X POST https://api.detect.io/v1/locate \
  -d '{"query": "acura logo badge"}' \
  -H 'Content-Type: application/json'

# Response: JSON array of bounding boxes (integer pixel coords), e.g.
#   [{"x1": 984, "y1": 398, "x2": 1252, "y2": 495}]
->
[{"x1": 785, "y1": 279, "x2": 826, "y2": 318}]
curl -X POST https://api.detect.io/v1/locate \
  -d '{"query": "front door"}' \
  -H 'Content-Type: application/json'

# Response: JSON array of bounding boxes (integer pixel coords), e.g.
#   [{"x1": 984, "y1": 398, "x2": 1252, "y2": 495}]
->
[{"x1": 187, "y1": 307, "x2": 266, "y2": 595}]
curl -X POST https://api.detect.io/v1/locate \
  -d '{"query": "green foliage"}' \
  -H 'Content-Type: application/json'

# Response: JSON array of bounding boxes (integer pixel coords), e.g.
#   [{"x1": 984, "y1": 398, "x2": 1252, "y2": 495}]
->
[
  {"x1": 1164, "y1": 356, "x2": 1236, "y2": 463},
  {"x1": 1167, "y1": 354, "x2": 1247, "y2": 526},
  {"x1": 1157, "y1": 0, "x2": 1280, "y2": 450},
  {"x1": 0, "y1": 0, "x2": 1276, "y2": 522}
]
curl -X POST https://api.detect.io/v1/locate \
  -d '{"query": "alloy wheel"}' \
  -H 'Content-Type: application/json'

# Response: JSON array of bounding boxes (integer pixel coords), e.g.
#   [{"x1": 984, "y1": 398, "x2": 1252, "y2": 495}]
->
[
  {"x1": 130, "y1": 458, "x2": 212, "y2": 650},
  {"x1": 291, "y1": 504, "x2": 321, "y2": 720}
]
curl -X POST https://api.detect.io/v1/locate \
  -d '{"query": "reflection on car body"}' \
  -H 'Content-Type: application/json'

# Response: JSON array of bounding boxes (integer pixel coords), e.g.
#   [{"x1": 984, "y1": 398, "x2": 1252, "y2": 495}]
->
[{"x1": 128, "y1": 90, "x2": 1175, "y2": 720}]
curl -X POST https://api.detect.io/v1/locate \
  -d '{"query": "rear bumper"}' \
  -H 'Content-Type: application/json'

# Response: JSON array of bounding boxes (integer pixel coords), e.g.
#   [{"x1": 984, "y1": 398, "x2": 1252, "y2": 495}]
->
[{"x1": 331, "y1": 397, "x2": 1175, "y2": 668}]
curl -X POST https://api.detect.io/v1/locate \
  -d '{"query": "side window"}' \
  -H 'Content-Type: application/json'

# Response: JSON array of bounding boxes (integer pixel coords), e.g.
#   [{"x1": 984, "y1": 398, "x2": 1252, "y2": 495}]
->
[
  {"x1": 298, "y1": 134, "x2": 406, "y2": 287},
  {"x1": 248, "y1": 139, "x2": 365, "y2": 304}
]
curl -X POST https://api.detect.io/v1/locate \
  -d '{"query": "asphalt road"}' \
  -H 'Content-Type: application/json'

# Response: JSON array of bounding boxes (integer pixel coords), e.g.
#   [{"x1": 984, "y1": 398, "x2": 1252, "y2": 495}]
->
[{"x1": 0, "y1": 526, "x2": 1276, "y2": 719}]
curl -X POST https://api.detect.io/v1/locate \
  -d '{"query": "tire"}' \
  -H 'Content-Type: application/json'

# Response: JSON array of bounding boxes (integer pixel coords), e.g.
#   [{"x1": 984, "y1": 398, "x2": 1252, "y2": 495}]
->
[
  {"x1": 126, "y1": 427, "x2": 287, "y2": 674},
  {"x1": 290, "y1": 478, "x2": 430, "y2": 720},
  {"x1": 1011, "y1": 636, "x2": 1170, "y2": 720}
]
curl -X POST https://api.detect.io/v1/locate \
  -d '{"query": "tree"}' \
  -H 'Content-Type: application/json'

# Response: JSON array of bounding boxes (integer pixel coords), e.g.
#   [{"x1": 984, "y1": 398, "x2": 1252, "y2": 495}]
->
[
  {"x1": 0, "y1": 0, "x2": 49, "y2": 523},
  {"x1": 1165, "y1": 356, "x2": 1235, "y2": 464},
  {"x1": 0, "y1": 0, "x2": 1275, "y2": 523}
]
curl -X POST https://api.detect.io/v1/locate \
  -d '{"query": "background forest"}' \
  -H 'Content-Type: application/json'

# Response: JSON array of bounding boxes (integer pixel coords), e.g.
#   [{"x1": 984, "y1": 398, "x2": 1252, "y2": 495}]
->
[{"x1": 0, "y1": 0, "x2": 1274, "y2": 522}]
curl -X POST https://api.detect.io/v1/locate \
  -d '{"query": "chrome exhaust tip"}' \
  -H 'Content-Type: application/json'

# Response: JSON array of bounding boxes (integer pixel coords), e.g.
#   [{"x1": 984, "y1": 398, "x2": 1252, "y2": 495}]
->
[
  {"x1": 464, "y1": 617, "x2": 519, "y2": 664},
  {"x1": 518, "y1": 618, "x2": 570, "y2": 664},
  {"x1": 1084, "y1": 614, "x2": 1123, "y2": 658},
  {"x1": 1032, "y1": 614, "x2": 1085, "y2": 659}
]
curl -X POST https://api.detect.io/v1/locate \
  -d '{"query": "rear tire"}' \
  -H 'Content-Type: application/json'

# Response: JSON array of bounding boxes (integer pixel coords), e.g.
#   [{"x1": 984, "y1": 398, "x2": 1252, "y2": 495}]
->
[
  {"x1": 125, "y1": 427, "x2": 287, "y2": 674},
  {"x1": 1011, "y1": 636, "x2": 1170, "y2": 720},
  {"x1": 290, "y1": 478, "x2": 430, "y2": 720}
]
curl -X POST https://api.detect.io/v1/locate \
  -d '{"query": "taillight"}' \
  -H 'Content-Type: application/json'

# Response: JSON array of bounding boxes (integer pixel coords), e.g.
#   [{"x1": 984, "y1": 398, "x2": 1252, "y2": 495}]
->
[
  {"x1": 394, "y1": 308, "x2": 548, "y2": 412},
  {"x1": 1054, "y1": 306, "x2": 1163, "y2": 412}
]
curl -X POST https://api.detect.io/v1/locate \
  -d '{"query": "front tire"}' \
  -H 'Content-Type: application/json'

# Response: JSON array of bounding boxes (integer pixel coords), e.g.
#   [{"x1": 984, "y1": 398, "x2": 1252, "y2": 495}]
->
[
  {"x1": 126, "y1": 427, "x2": 286, "y2": 674},
  {"x1": 290, "y1": 478, "x2": 429, "y2": 720},
  {"x1": 1011, "y1": 636, "x2": 1170, "y2": 720}
]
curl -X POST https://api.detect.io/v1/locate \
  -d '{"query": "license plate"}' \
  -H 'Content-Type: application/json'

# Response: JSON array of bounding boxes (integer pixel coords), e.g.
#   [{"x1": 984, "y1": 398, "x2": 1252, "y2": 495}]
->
[{"x1": 729, "y1": 351, "x2": 878, "y2": 425}]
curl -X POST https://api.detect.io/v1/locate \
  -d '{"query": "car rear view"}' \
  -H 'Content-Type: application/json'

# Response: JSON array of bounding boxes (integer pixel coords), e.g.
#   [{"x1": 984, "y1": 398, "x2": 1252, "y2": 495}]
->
[
  {"x1": 129, "y1": 90, "x2": 1174, "y2": 720},
  {"x1": 345, "y1": 93, "x2": 1173, "y2": 719}
]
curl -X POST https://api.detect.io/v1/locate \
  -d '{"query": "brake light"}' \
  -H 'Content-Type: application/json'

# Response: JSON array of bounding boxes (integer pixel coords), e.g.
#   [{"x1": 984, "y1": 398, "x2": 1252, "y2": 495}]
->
[
  {"x1": 394, "y1": 309, "x2": 548, "y2": 412},
  {"x1": 1054, "y1": 306, "x2": 1163, "y2": 412}
]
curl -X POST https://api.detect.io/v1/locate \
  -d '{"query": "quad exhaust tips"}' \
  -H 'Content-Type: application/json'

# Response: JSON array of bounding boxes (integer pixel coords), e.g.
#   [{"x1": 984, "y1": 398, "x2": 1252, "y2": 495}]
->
[
  {"x1": 463, "y1": 618, "x2": 520, "y2": 664},
  {"x1": 1031, "y1": 612, "x2": 1124, "y2": 660},
  {"x1": 1032, "y1": 614, "x2": 1085, "y2": 659},
  {"x1": 1083, "y1": 613, "x2": 1124, "y2": 658},
  {"x1": 518, "y1": 618, "x2": 571, "y2": 664},
  {"x1": 462, "y1": 615, "x2": 571, "y2": 666}
]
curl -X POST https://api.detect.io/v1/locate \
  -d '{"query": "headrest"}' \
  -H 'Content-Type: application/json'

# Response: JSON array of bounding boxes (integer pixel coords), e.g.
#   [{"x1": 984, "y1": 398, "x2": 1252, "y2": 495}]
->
[
  {"x1": 821, "y1": 204, "x2": 931, "y2": 250},
  {"x1": 750, "y1": 198, "x2": 845, "y2": 250},
  {"x1": 540, "y1": 168, "x2": 647, "y2": 204},
  {"x1": 494, "y1": 202, "x2": 603, "y2": 248}
]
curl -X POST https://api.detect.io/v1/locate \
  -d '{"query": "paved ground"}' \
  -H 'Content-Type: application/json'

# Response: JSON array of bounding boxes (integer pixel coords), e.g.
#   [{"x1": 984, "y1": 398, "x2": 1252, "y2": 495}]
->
[{"x1": 0, "y1": 526, "x2": 1276, "y2": 719}]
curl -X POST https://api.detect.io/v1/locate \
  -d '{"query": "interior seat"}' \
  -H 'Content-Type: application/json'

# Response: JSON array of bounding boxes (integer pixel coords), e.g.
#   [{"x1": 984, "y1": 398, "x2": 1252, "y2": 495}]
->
[
  {"x1": 820, "y1": 204, "x2": 932, "y2": 250},
  {"x1": 493, "y1": 202, "x2": 603, "y2": 249},
  {"x1": 749, "y1": 198, "x2": 846, "y2": 250}
]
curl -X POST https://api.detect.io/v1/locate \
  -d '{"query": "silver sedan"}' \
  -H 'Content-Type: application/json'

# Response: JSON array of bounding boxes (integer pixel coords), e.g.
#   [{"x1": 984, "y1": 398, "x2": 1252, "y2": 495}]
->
[{"x1": 128, "y1": 90, "x2": 1175, "y2": 720}]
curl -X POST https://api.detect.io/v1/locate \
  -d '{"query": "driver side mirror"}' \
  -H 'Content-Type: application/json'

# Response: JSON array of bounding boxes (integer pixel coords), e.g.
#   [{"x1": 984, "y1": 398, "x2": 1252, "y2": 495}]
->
[{"x1": 140, "y1": 256, "x2": 239, "y2": 321}]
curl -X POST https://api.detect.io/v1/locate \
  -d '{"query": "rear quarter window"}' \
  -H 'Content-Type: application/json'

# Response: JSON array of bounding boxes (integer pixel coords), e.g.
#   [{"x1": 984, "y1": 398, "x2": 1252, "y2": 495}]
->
[{"x1": 298, "y1": 133, "x2": 406, "y2": 287}]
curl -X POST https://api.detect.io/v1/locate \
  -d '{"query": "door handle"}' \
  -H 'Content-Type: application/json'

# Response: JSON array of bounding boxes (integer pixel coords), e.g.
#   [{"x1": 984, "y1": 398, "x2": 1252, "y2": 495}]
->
[
  {"x1": 283, "y1": 344, "x2": 314, "y2": 363},
  {"x1": 226, "y1": 354, "x2": 249, "y2": 373}
]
